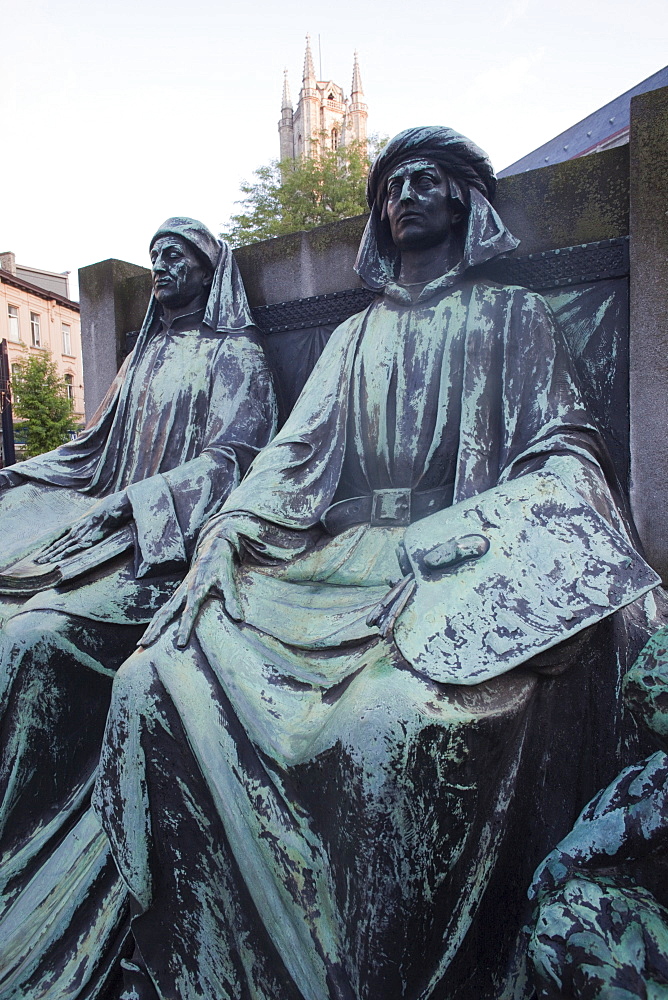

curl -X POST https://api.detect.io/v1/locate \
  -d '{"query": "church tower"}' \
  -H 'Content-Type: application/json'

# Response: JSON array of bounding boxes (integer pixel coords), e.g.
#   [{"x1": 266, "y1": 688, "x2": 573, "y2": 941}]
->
[{"x1": 278, "y1": 37, "x2": 368, "y2": 162}]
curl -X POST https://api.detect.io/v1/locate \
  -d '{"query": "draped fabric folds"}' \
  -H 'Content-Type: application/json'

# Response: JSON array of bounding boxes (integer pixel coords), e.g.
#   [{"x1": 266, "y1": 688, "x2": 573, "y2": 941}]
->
[
  {"x1": 96, "y1": 268, "x2": 664, "y2": 1000},
  {"x1": 0, "y1": 246, "x2": 277, "y2": 1000}
]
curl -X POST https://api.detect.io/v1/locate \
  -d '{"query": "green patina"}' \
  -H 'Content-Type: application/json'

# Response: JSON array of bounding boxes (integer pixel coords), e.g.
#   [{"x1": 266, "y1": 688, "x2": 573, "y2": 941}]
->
[
  {"x1": 529, "y1": 627, "x2": 668, "y2": 998},
  {"x1": 0, "y1": 127, "x2": 663, "y2": 1000}
]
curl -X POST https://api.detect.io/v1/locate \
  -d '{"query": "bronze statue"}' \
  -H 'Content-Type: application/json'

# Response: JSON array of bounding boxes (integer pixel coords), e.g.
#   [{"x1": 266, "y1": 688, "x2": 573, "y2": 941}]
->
[
  {"x1": 93, "y1": 132, "x2": 661, "y2": 1000},
  {"x1": 0, "y1": 218, "x2": 277, "y2": 999}
]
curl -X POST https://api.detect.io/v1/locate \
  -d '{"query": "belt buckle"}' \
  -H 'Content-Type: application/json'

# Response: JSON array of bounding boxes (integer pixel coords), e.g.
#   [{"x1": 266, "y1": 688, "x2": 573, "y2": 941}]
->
[{"x1": 370, "y1": 488, "x2": 412, "y2": 527}]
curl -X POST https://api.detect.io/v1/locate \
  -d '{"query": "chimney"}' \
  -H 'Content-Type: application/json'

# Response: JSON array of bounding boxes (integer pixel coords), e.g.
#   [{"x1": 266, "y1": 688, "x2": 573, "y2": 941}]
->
[{"x1": 0, "y1": 252, "x2": 16, "y2": 275}]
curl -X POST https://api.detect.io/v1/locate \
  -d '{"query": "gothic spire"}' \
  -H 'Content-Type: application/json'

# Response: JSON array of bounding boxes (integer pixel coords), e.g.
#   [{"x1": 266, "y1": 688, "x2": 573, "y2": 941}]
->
[
  {"x1": 281, "y1": 69, "x2": 292, "y2": 111},
  {"x1": 351, "y1": 50, "x2": 364, "y2": 100},
  {"x1": 303, "y1": 34, "x2": 316, "y2": 84}
]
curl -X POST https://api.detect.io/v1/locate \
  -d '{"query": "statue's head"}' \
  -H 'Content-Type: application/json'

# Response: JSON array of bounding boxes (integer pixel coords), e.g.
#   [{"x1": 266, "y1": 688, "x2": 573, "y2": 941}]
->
[
  {"x1": 138, "y1": 218, "x2": 255, "y2": 338},
  {"x1": 149, "y1": 218, "x2": 218, "y2": 311},
  {"x1": 369, "y1": 127, "x2": 496, "y2": 239},
  {"x1": 381, "y1": 157, "x2": 466, "y2": 253},
  {"x1": 355, "y1": 127, "x2": 517, "y2": 289}
]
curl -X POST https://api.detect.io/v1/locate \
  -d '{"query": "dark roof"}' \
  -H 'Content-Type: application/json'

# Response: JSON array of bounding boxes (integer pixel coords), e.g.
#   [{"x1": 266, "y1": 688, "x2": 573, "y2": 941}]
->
[
  {"x1": 499, "y1": 65, "x2": 668, "y2": 177},
  {"x1": 0, "y1": 268, "x2": 80, "y2": 312}
]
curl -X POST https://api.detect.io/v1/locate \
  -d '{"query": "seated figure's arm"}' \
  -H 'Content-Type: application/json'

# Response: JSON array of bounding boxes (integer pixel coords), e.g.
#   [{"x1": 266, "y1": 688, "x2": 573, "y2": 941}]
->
[
  {"x1": 530, "y1": 752, "x2": 668, "y2": 902},
  {"x1": 127, "y1": 338, "x2": 277, "y2": 575},
  {"x1": 142, "y1": 526, "x2": 242, "y2": 649},
  {"x1": 35, "y1": 489, "x2": 133, "y2": 564},
  {"x1": 140, "y1": 507, "x2": 324, "y2": 648},
  {"x1": 41, "y1": 338, "x2": 278, "y2": 572}
]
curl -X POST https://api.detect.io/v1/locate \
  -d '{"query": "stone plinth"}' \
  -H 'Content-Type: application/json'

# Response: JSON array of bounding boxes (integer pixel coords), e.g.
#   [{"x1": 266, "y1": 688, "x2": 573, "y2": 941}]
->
[{"x1": 79, "y1": 259, "x2": 151, "y2": 420}]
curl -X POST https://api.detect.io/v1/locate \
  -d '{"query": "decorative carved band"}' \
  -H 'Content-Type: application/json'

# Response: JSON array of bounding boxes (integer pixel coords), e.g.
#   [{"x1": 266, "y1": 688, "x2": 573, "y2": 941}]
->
[
  {"x1": 252, "y1": 287, "x2": 378, "y2": 334},
  {"x1": 486, "y1": 236, "x2": 630, "y2": 291},
  {"x1": 251, "y1": 237, "x2": 630, "y2": 334}
]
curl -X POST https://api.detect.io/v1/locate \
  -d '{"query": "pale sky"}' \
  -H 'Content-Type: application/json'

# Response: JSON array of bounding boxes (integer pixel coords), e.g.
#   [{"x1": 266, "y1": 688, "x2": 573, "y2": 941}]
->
[{"x1": 2, "y1": 0, "x2": 667, "y2": 298}]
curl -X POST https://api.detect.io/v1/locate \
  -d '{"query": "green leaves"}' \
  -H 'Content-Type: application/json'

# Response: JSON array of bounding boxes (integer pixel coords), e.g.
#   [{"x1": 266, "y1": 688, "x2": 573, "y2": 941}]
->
[
  {"x1": 11, "y1": 351, "x2": 78, "y2": 458},
  {"x1": 221, "y1": 136, "x2": 387, "y2": 248}
]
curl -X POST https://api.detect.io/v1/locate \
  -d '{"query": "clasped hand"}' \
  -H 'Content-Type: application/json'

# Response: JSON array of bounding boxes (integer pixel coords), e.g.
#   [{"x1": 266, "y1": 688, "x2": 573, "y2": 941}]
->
[
  {"x1": 141, "y1": 533, "x2": 242, "y2": 650},
  {"x1": 35, "y1": 491, "x2": 132, "y2": 565},
  {"x1": 367, "y1": 533, "x2": 489, "y2": 638},
  {"x1": 142, "y1": 530, "x2": 490, "y2": 650}
]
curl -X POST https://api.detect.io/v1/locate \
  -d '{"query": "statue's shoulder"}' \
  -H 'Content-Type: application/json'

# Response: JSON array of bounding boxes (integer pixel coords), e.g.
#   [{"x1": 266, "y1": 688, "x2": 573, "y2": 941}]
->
[
  {"x1": 467, "y1": 277, "x2": 554, "y2": 322},
  {"x1": 210, "y1": 328, "x2": 277, "y2": 380},
  {"x1": 218, "y1": 326, "x2": 268, "y2": 355},
  {"x1": 328, "y1": 303, "x2": 373, "y2": 342},
  {"x1": 468, "y1": 276, "x2": 547, "y2": 307}
]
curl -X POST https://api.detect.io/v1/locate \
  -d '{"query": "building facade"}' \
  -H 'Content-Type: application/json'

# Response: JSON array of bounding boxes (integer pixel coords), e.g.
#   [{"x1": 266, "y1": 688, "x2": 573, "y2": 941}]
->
[
  {"x1": 279, "y1": 37, "x2": 368, "y2": 161},
  {"x1": 0, "y1": 251, "x2": 85, "y2": 424}
]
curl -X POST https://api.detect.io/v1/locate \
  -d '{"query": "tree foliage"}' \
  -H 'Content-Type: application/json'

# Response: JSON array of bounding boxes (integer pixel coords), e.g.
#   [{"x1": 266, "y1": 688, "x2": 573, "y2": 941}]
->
[
  {"x1": 221, "y1": 136, "x2": 386, "y2": 248},
  {"x1": 11, "y1": 352, "x2": 77, "y2": 458}
]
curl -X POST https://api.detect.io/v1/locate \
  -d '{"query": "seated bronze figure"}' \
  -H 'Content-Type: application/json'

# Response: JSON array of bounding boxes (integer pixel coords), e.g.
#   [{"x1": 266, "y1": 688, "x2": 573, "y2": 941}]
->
[
  {"x1": 93, "y1": 131, "x2": 662, "y2": 999},
  {"x1": 0, "y1": 218, "x2": 277, "y2": 999}
]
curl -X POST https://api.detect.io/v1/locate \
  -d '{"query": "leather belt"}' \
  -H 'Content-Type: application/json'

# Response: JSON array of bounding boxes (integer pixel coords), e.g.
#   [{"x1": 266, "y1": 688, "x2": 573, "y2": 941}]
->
[{"x1": 321, "y1": 485, "x2": 454, "y2": 536}]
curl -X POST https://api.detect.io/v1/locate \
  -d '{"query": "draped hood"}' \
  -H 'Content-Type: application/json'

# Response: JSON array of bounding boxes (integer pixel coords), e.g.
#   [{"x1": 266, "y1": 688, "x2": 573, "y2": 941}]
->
[
  {"x1": 354, "y1": 126, "x2": 519, "y2": 291},
  {"x1": 4, "y1": 219, "x2": 258, "y2": 495}
]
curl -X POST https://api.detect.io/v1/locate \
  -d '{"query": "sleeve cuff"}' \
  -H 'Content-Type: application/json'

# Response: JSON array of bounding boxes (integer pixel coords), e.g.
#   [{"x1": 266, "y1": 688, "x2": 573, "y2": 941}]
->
[{"x1": 126, "y1": 475, "x2": 187, "y2": 577}]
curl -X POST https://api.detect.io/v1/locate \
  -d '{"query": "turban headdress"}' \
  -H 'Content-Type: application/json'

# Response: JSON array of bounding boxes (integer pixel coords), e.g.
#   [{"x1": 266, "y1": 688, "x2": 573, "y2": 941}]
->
[{"x1": 354, "y1": 127, "x2": 519, "y2": 289}]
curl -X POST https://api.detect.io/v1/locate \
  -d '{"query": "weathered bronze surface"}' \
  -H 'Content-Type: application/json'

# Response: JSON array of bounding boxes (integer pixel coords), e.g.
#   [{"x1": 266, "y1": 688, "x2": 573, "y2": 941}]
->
[
  {"x1": 528, "y1": 627, "x2": 668, "y2": 998},
  {"x1": 91, "y1": 130, "x2": 664, "y2": 999},
  {"x1": 395, "y1": 471, "x2": 658, "y2": 683},
  {"x1": 0, "y1": 218, "x2": 277, "y2": 999}
]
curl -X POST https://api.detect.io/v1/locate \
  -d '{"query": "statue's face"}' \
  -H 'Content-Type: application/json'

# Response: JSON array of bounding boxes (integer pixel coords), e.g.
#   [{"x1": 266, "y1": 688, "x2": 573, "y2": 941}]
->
[
  {"x1": 385, "y1": 158, "x2": 459, "y2": 250},
  {"x1": 150, "y1": 235, "x2": 211, "y2": 309}
]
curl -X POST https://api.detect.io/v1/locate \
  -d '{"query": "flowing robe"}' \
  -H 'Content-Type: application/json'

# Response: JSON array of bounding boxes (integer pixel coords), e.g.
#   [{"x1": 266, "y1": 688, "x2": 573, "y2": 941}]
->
[
  {"x1": 0, "y1": 311, "x2": 277, "y2": 1000},
  {"x1": 0, "y1": 310, "x2": 277, "y2": 621},
  {"x1": 96, "y1": 276, "x2": 661, "y2": 1000}
]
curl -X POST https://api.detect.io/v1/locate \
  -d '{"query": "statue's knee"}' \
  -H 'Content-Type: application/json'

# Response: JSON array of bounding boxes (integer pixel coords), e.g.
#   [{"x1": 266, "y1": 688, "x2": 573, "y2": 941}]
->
[
  {"x1": 113, "y1": 647, "x2": 160, "y2": 709},
  {"x1": 530, "y1": 877, "x2": 614, "y2": 984},
  {"x1": 529, "y1": 881, "x2": 603, "y2": 996},
  {"x1": 1, "y1": 610, "x2": 71, "y2": 651},
  {"x1": 544, "y1": 876, "x2": 609, "y2": 923}
]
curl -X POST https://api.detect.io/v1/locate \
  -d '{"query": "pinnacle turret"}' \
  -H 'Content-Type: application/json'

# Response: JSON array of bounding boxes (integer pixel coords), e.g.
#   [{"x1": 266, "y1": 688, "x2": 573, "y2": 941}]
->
[
  {"x1": 281, "y1": 69, "x2": 292, "y2": 112},
  {"x1": 303, "y1": 34, "x2": 316, "y2": 85},
  {"x1": 351, "y1": 50, "x2": 364, "y2": 100},
  {"x1": 347, "y1": 50, "x2": 368, "y2": 145},
  {"x1": 278, "y1": 67, "x2": 295, "y2": 162}
]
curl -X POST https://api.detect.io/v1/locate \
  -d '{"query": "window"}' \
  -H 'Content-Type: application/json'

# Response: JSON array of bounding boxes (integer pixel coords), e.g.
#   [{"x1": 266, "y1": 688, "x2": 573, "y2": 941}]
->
[
  {"x1": 11, "y1": 363, "x2": 20, "y2": 404},
  {"x1": 30, "y1": 312, "x2": 41, "y2": 347},
  {"x1": 64, "y1": 373, "x2": 74, "y2": 403},
  {"x1": 331, "y1": 128, "x2": 339, "y2": 150},
  {"x1": 7, "y1": 305, "x2": 20, "y2": 342},
  {"x1": 62, "y1": 323, "x2": 72, "y2": 355}
]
